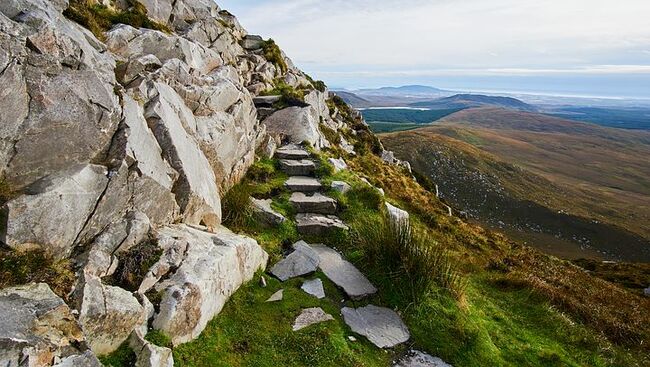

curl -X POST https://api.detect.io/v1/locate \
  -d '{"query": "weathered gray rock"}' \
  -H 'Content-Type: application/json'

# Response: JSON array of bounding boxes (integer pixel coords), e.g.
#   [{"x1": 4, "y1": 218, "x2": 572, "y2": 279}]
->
[
  {"x1": 53, "y1": 351, "x2": 102, "y2": 367},
  {"x1": 145, "y1": 82, "x2": 221, "y2": 227},
  {"x1": 152, "y1": 225, "x2": 268, "y2": 345},
  {"x1": 78, "y1": 277, "x2": 146, "y2": 355},
  {"x1": 385, "y1": 202, "x2": 410, "y2": 227},
  {"x1": 311, "y1": 245, "x2": 376, "y2": 299},
  {"x1": 269, "y1": 241, "x2": 320, "y2": 281},
  {"x1": 275, "y1": 145, "x2": 310, "y2": 160},
  {"x1": 285, "y1": 176, "x2": 322, "y2": 192},
  {"x1": 251, "y1": 198, "x2": 286, "y2": 226},
  {"x1": 265, "y1": 289, "x2": 284, "y2": 302},
  {"x1": 129, "y1": 329, "x2": 174, "y2": 367},
  {"x1": 0, "y1": 283, "x2": 87, "y2": 367},
  {"x1": 264, "y1": 107, "x2": 327, "y2": 148},
  {"x1": 301, "y1": 279, "x2": 326, "y2": 299},
  {"x1": 296, "y1": 214, "x2": 349, "y2": 235},
  {"x1": 1, "y1": 164, "x2": 108, "y2": 257},
  {"x1": 253, "y1": 95, "x2": 282, "y2": 107},
  {"x1": 241, "y1": 35, "x2": 264, "y2": 50},
  {"x1": 280, "y1": 159, "x2": 315, "y2": 176},
  {"x1": 395, "y1": 350, "x2": 453, "y2": 367},
  {"x1": 258, "y1": 134, "x2": 278, "y2": 159},
  {"x1": 290, "y1": 192, "x2": 337, "y2": 214},
  {"x1": 328, "y1": 157, "x2": 347, "y2": 172},
  {"x1": 644, "y1": 286, "x2": 650, "y2": 296},
  {"x1": 331, "y1": 181, "x2": 352, "y2": 194},
  {"x1": 292, "y1": 307, "x2": 334, "y2": 331},
  {"x1": 0, "y1": 0, "x2": 121, "y2": 187},
  {"x1": 341, "y1": 305, "x2": 409, "y2": 348}
]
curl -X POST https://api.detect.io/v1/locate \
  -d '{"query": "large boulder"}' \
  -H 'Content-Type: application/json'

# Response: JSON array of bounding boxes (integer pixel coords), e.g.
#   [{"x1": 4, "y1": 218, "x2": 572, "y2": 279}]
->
[
  {"x1": 77, "y1": 277, "x2": 147, "y2": 355},
  {"x1": 0, "y1": 0, "x2": 121, "y2": 188},
  {"x1": 0, "y1": 283, "x2": 93, "y2": 366},
  {"x1": 152, "y1": 225, "x2": 268, "y2": 345},
  {"x1": 1, "y1": 164, "x2": 108, "y2": 257},
  {"x1": 263, "y1": 107, "x2": 327, "y2": 148},
  {"x1": 145, "y1": 82, "x2": 222, "y2": 227}
]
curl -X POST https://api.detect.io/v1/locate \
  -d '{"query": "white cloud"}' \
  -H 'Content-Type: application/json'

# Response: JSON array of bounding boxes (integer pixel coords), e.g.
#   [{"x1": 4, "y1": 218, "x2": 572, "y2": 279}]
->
[{"x1": 221, "y1": 0, "x2": 650, "y2": 70}]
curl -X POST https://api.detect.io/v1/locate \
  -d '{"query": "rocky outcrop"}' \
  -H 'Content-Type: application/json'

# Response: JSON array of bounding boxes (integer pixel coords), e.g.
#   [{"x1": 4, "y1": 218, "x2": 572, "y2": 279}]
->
[
  {"x1": 77, "y1": 278, "x2": 146, "y2": 355},
  {"x1": 0, "y1": 283, "x2": 94, "y2": 366},
  {"x1": 151, "y1": 225, "x2": 268, "y2": 345},
  {"x1": 129, "y1": 330, "x2": 174, "y2": 367}
]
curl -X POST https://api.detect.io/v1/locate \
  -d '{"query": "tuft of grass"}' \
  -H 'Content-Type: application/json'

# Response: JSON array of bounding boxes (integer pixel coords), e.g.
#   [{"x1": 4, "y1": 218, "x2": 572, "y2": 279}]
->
[
  {"x1": 261, "y1": 80, "x2": 309, "y2": 109},
  {"x1": 319, "y1": 123, "x2": 341, "y2": 146},
  {"x1": 63, "y1": 0, "x2": 170, "y2": 41},
  {"x1": 0, "y1": 248, "x2": 75, "y2": 300},
  {"x1": 106, "y1": 239, "x2": 162, "y2": 292},
  {"x1": 98, "y1": 341, "x2": 136, "y2": 366},
  {"x1": 351, "y1": 214, "x2": 466, "y2": 302},
  {"x1": 222, "y1": 183, "x2": 254, "y2": 230},
  {"x1": 261, "y1": 39, "x2": 288, "y2": 74},
  {"x1": 305, "y1": 74, "x2": 327, "y2": 93},
  {"x1": 146, "y1": 330, "x2": 173, "y2": 348}
]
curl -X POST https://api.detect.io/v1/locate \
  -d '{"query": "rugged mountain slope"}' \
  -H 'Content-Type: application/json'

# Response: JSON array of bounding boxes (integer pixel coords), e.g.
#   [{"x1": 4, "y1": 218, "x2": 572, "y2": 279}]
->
[
  {"x1": 410, "y1": 94, "x2": 536, "y2": 111},
  {"x1": 381, "y1": 107, "x2": 650, "y2": 261},
  {"x1": 0, "y1": 1, "x2": 649, "y2": 367}
]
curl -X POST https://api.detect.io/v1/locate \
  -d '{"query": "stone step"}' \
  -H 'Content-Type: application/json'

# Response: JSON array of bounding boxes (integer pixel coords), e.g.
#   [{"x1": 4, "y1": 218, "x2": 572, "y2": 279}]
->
[
  {"x1": 275, "y1": 145, "x2": 310, "y2": 160},
  {"x1": 279, "y1": 159, "x2": 315, "y2": 176},
  {"x1": 269, "y1": 241, "x2": 320, "y2": 281},
  {"x1": 296, "y1": 214, "x2": 348, "y2": 236},
  {"x1": 290, "y1": 192, "x2": 337, "y2": 214},
  {"x1": 310, "y1": 244, "x2": 376, "y2": 299},
  {"x1": 284, "y1": 176, "x2": 322, "y2": 192},
  {"x1": 341, "y1": 305, "x2": 410, "y2": 348}
]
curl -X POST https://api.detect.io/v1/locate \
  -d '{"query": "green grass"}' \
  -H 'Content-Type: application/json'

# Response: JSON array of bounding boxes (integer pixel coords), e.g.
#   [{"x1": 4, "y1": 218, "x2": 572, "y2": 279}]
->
[
  {"x1": 261, "y1": 39, "x2": 288, "y2": 74},
  {"x1": 98, "y1": 341, "x2": 136, "y2": 366},
  {"x1": 173, "y1": 273, "x2": 395, "y2": 367},
  {"x1": 64, "y1": 0, "x2": 170, "y2": 41}
]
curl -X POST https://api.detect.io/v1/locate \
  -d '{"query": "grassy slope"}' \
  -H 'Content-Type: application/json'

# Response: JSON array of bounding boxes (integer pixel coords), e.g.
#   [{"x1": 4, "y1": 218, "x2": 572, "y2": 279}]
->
[
  {"x1": 380, "y1": 107, "x2": 650, "y2": 248},
  {"x1": 157, "y1": 153, "x2": 648, "y2": 367}
]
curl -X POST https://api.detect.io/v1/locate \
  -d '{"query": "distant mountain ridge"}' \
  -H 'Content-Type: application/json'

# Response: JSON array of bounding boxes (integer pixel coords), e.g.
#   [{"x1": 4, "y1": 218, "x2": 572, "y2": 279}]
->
[{"x1": 410, "y1": 94, "x2": 537, "y2": 112}]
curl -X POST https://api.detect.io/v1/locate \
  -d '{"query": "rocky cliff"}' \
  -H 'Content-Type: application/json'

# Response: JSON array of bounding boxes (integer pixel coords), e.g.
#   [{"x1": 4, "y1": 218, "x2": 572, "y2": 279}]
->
[{"x1": 0, "y1": 0, "x2": 375, "y2": 364}]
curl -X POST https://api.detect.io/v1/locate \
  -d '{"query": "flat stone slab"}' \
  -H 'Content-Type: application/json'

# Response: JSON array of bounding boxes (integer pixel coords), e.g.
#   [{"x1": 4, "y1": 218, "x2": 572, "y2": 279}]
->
[
  {"x1": 266, "y1": 289, "x2": 284, "y2": 302},
  {"x1": 285, "y1": 176, "x2": 322, "y2": 192},
  {"x1": 251, "y1": 198, "x2": 286, "y2": 226},
  {"x1": 331, "y1": 181, "x2": 351, "y2": 194},
  {"x1": 311, "y1": 245, "x2": 376, "y2": 299},
  {"x1": 293, "y1": 307, "x2": 334, "y2": 331},
  {"x1": 290, "y1": 192, "x2": 337, "y2": 214},
  {"x1": 269, "y1": 241, "x2": 320, "y2": 281},
  {"x1": 301, "y1": 278, "x2": 325, "y2": 299},
  {"x1": 276, "y1": 146, "x2": 310, "y2": 160},
  {"x1": 395, "y1": 350, "x2": 453, "y2": 367},
  {"x1": 280, "y1": 159, "x2": 315, "y2": 176},
  {"x1": 296, "y1": 214, "x2": 349, "y2": 235},
  {"x1": 341, "y1": 305, "x2": 410, "y2": 348}
]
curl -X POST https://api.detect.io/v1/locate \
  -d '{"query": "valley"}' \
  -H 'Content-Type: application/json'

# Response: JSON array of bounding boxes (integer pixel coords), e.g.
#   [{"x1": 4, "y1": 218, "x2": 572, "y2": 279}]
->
[{"x1": 380, "y1": 107, "x2": 650, "y2": 262}]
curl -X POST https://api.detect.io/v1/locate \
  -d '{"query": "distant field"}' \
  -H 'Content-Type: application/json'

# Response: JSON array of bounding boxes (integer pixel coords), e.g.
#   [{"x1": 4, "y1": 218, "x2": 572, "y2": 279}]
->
[
  {"x1": 361, "y1": 108, "x2": 463, "y2": 124},
  {"x1": 544, "y1": 106, "x2": 650, "y2": 130},
  {"x1": 380, "y1": 107, "x2": 650, "y2": 262},
  {"x1": 366, "y1": 121, "x2": 422, "y2": 133}
]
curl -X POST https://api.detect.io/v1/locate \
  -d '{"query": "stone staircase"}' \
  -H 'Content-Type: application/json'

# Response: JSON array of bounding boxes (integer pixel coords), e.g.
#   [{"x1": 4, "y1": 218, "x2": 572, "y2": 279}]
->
[{"x1": 260, "y1": 144, "x2": 451, "y2": 366}]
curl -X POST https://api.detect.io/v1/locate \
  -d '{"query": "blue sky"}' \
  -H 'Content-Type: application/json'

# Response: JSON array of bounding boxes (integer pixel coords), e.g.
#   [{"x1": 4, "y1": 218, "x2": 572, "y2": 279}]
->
[{"x1": 219, "y1": 0, "x2": 650, "y2": 98}]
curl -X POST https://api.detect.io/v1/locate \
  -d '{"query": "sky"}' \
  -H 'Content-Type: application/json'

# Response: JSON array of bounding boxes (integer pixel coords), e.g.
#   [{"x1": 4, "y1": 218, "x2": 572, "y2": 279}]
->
[{"x1": 218, "y1": 0, "x2": 650, "y2": 98}]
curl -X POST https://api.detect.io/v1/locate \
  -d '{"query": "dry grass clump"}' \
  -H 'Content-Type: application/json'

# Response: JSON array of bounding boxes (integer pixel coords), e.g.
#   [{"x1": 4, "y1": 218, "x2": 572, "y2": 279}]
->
[
  {"x1": 351, "y1": 214, "x2": 466, "y2": 302},
  {"x1": 0, "y1": 248, "x2": 75, "y2": 300},
  {"x1": 64, "y1": 0, "x2": 170, "y2": 41},
  {"x1": 494, "y1": 247, "x2": 650, "y2": 349},
  {"x1": 222, "y1": 183, "x2": 254, "y2": 230}
]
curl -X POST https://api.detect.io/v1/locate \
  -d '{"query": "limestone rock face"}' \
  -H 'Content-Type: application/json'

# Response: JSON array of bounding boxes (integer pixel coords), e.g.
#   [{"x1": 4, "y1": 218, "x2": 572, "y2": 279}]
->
[
  {"x1": 1, "y1": 165, "x2": 108, "y2": 257},
  {"x1": 263, "y1": 106, "x2": 327, "y2": 148},
  {"x1": 152, "y1": 225, "x2": 268, "y2": 345},
  {"x1": 0, "y1": 283, "x2": 91, "y2": 367},
  {"x1": 77, "y1": 278, "x2": 146, "y2": 355}
]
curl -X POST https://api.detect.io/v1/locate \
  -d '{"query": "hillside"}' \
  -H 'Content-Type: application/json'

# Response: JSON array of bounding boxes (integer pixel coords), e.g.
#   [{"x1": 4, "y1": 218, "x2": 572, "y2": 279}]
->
[
  {"x1": 0, "y1": 1, "x2": 649, "y2": 367},
  {"x1": 381, "y1": 107, "x2": 650, "y2": 262},
  {"x1": 410, "y1": 94, "x2": 536, "y2": 111}
]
